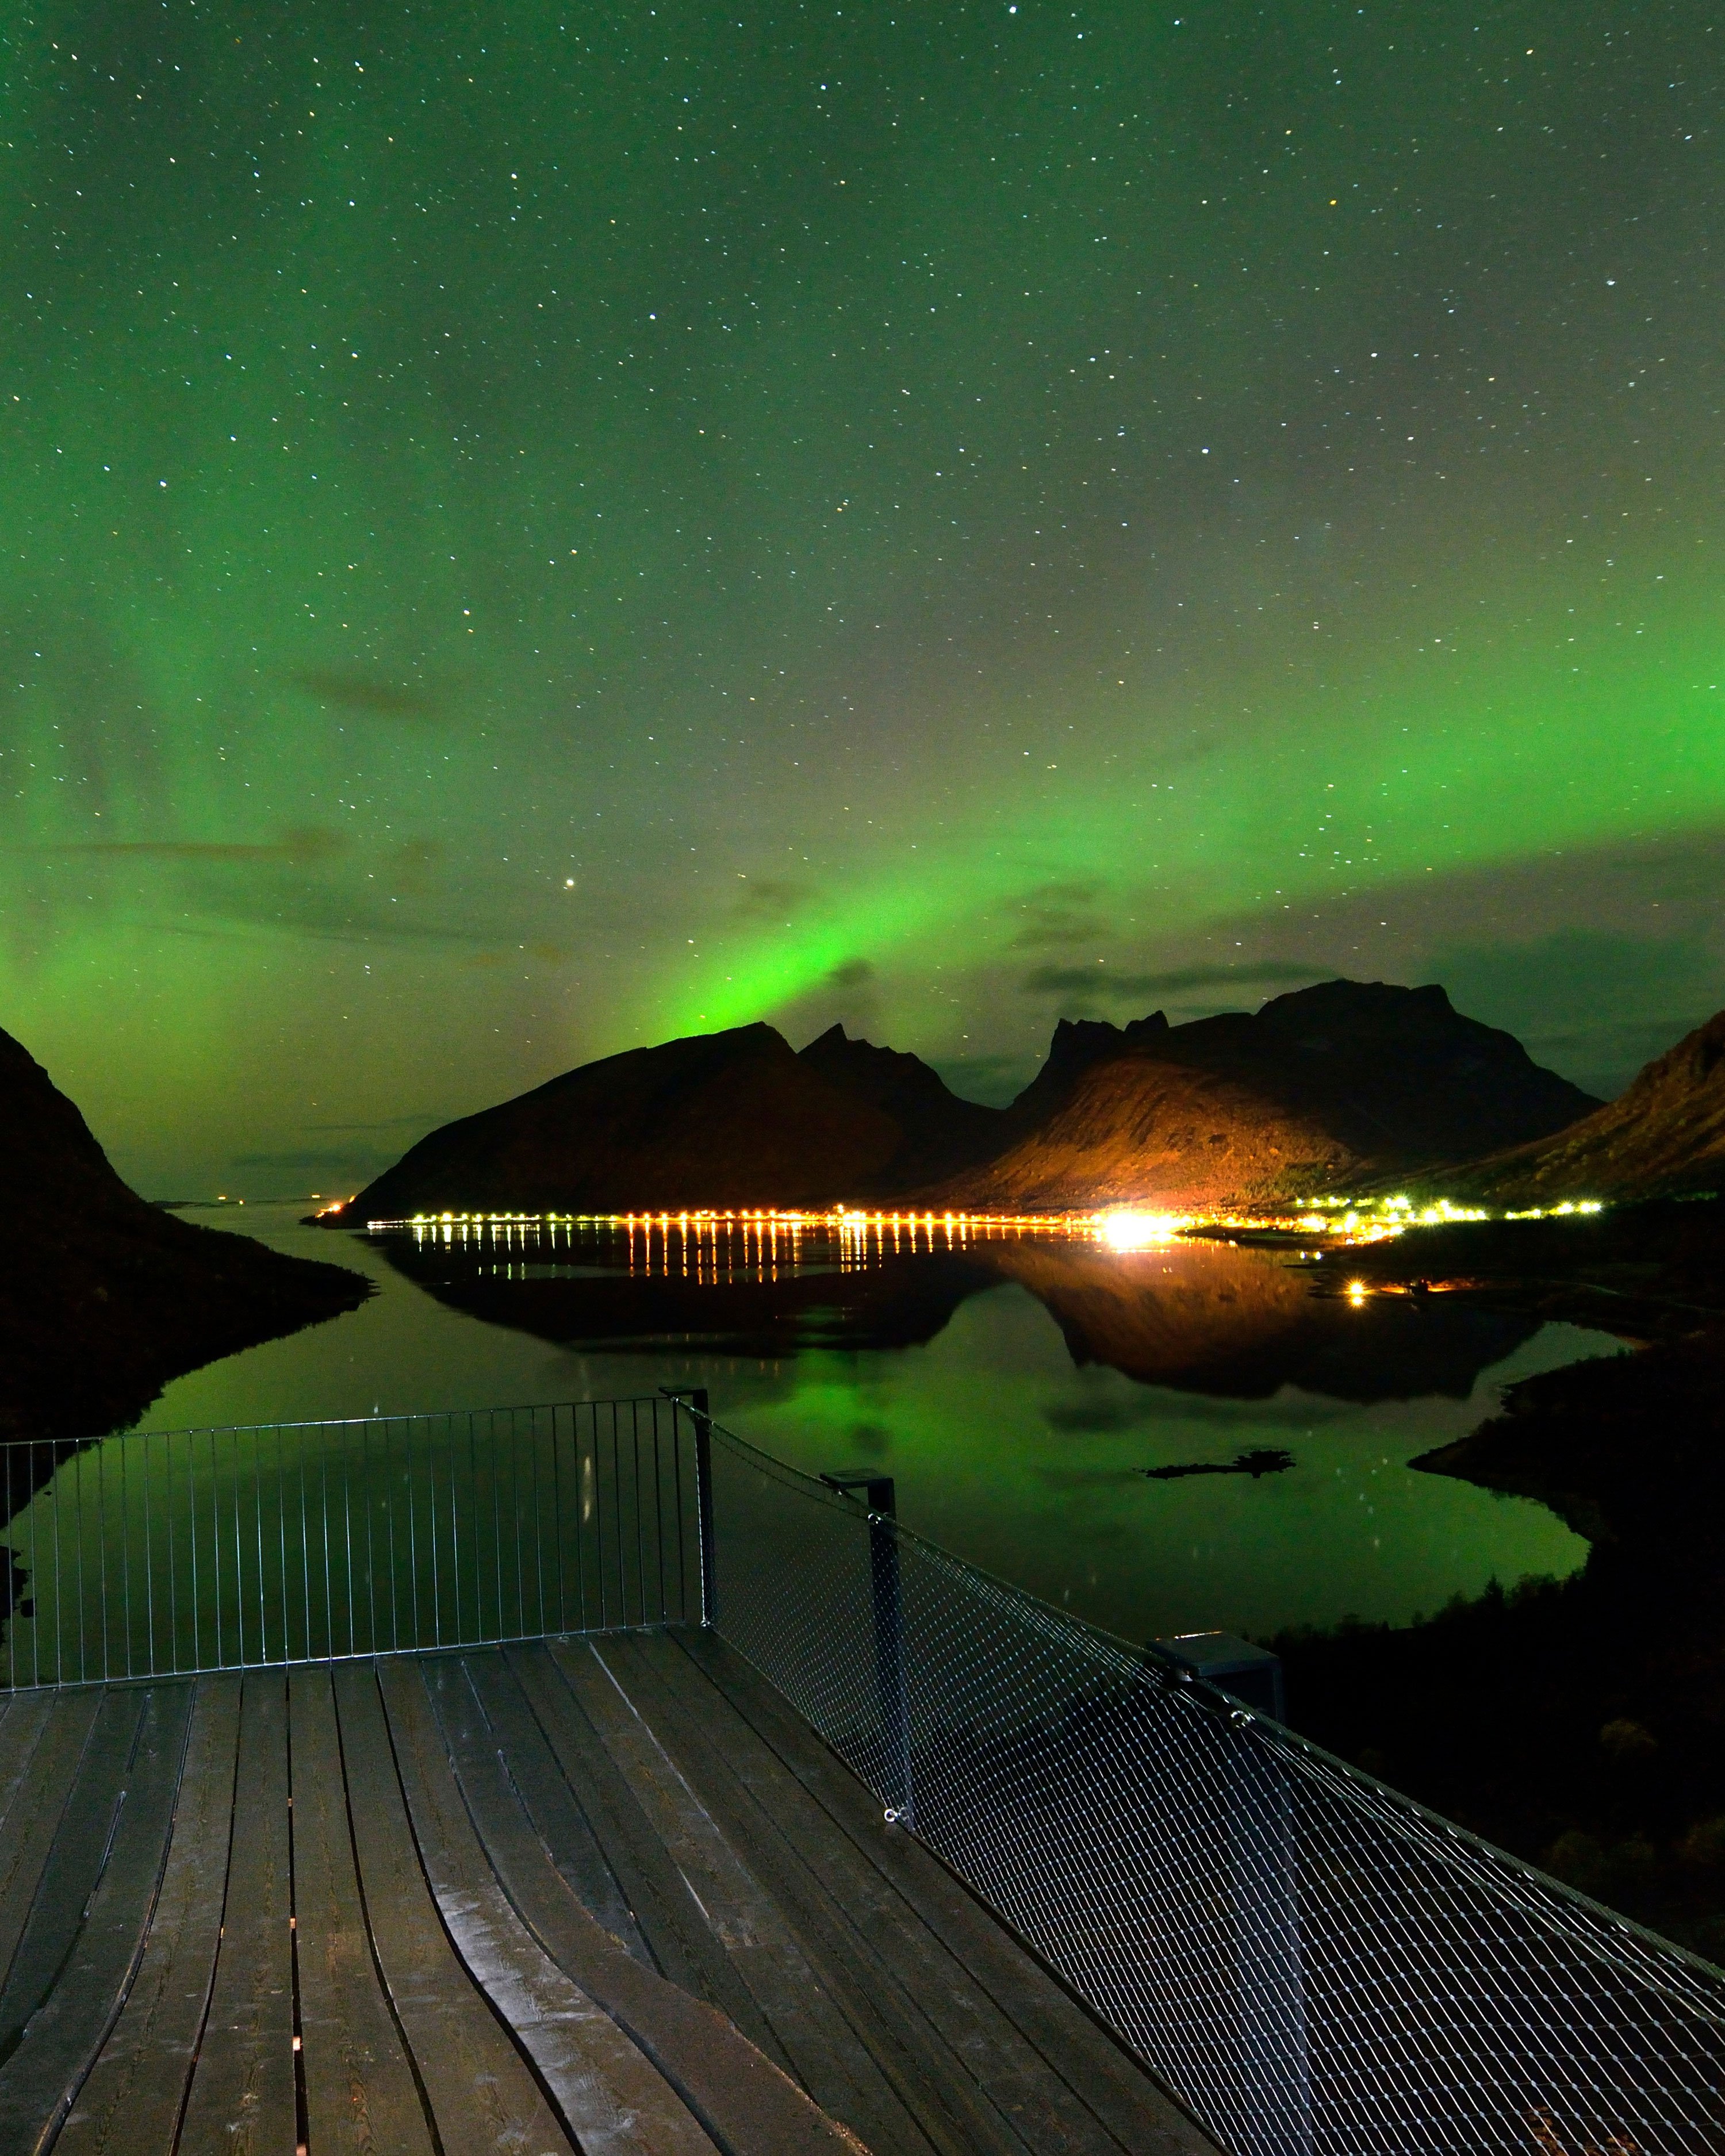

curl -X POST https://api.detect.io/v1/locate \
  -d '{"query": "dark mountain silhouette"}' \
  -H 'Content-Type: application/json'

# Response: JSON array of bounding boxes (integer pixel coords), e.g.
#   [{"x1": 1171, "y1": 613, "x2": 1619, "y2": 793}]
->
[
  {"x1": 335, "y1": 980, "x2": 1600, "y2": 1224},
  {"x1": 1427, "y1": 1008, "x2": 1725, "y2": 1206},
  {"x1": 1002, "y1": 1013, "x2": 1173, "y2": 1133},
  {"x1": 933, "y1": 980, "x2": 1600, "y2": 1211},
  {"x1": 340, "y1": 1023, "x2": 907, "y2": 1219},
  {"x1": 0, "y1": 1027, "x2": 367, "y2": 1457},
  {"x1": 796, "y1": 1024, "x2": 1005, "y2": 1187}
]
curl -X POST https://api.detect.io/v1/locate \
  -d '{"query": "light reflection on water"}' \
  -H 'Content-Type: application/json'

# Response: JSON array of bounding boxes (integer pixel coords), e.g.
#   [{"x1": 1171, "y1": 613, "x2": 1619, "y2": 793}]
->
[{"x1": 125, "y1": 1202, "x2": 1611, "y2": 1645}]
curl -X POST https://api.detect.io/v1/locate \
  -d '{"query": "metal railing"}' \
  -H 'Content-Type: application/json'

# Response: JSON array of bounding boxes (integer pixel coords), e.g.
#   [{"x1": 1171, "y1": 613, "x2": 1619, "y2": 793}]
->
[
  {"x1": 693, "y1": 1409, "x2": 1725, "y2": 2156},
  {"x1": 5, "y1": 1391, "x2": 1723, "y2": 2153},
  {"x1": 0, "y1": 1398, "x2": 696, "y2": 1689}
]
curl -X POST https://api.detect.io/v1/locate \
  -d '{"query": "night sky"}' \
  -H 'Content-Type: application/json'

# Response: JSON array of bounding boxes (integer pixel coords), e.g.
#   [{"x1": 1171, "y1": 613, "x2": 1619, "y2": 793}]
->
[{"x1": 5, "y1": 1, "x2": 1721, "y2": 1196}]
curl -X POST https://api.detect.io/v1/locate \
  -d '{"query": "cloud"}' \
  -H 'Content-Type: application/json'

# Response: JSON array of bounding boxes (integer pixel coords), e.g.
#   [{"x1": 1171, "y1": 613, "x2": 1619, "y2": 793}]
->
[
  {"x1": 289, "y1": 670, "x2": 443, "y2": 719},
  {"x1": 1006, "y1": 879, "x2": 1109, "y2": 950},
  {"x1": 732, "y1": 875, "x2": 812, "y2": 921},
  {"x1": 35, "y1": 826, "x2": 349, "y2": 864},
  {"x1": 229, "y1": 1144, "x2": 401, "y2": 1184},
  {"x1": 1022, "y1": 959, "x2": 1329, "y2": 1000},
  {"x1": 826, "y1": 957, "x2": 874, "y2": 989}
]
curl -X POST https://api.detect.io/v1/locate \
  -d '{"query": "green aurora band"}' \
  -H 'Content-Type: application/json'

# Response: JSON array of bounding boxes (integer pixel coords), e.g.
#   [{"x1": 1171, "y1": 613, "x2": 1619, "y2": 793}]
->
[{"x1": 2, "y1": 0, "x2": 1720, "y2": 1190}]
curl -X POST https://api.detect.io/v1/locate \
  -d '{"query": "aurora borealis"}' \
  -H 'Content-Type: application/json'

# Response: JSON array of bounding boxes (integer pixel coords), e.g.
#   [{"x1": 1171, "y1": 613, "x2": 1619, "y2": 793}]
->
[{"x1": 3, "y1": 1, "x2": 1721, "y2": 1195}]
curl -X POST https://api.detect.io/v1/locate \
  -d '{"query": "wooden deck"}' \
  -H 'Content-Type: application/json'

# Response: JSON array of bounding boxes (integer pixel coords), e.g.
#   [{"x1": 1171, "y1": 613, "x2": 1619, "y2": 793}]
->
[{"x1": 0, "y1": 1631, "x2": 1217, "y2": 2155}]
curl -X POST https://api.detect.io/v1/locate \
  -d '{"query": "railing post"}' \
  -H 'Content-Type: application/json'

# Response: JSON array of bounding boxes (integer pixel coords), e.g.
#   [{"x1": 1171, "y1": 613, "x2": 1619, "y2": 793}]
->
[
  {"x1": 1157, "y1": 1632, "x2": 1310, "y2": 2156},
  {"x1": 823, "y1": 1472, "x2": 915, "y2": 1831},
  {"x1": 664, "y1": 1389, "x2": 718, "y2": 1629}
]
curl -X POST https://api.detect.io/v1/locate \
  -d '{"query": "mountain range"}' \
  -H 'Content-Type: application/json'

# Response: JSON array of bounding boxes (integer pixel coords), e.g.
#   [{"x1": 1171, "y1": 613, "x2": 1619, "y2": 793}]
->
[
  {"x1": 1425, "y1": 1009, "x2": 1725, "y2": 1206},
  {"x1": 335, "y1": 977, "x2": 1620, "y2": 1221}
]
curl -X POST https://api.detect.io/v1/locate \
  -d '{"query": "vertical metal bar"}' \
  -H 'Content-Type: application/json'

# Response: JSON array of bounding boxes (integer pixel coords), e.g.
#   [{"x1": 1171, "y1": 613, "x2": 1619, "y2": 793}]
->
[
  {"x1": 254, "y1": 1426, "x2": 267, "y2": 1666},
  {"x1": 868, "y1": 1487, "x2": 914, "y2": 1827},
  {"x1": 688, "y1": 1391, "x2": 717, "y2": 1631},
  {"x1": 822, "y1": 1472, "x2": 913, "y2": 1828},
  {"x1": 410, "y1": 1417, "x2": 425, "y2": 1651},
  {"x1": 631, "y1": 1402, "x2": 645, "y2": 1628},
  {"x1": 298, "y1": 1426, "x2": 312, "y2": 1663},
  {"x1": 188, "y1": 1434, "x2": 201, "y2": 1676},
  {"x1": 164, "y1": 1433, "x2": 178, "y2": 1674},
  {"x1": 385, "y1": 1421, "x2": 400, "y2": 1654},
  {"x1": 231, "y1": 1429, "x2": 246, "y2": 1667},
  {"x1": 651, "y1": 1401, "x2": 667, "y2": 1625},
  {"x1": 118, "y1": 1433, "x2": 131, "y2": 1679},
  {"x1": 52, "y1": 1442, "x2": 66, "y2": 1689},
  {"x1": 670, "y1": 1406, "x2": 687, "y2": 1627},
  {"x1": 531, "y1": 1408, "x2": 547, "y2": 1640},
  {"x1": 595, "y1": 1406, "x2": 610, "y2": 1631},
  {"x1": 319, "y1": 1430, "x2": 332, "y2": 1661},
  {"x1": 277, "y1": 1422, "x2": 289, "y2": 1670},
  {"x1": 141, "y1": 1433, "x2": 155, "y2": 1675},
  {"x1": 489, "y1": 1409, "x2": 505, "y2": 1642},
  {"x1": 551, "y1": 1405, "x2": 567, "y2": 1635},
  {"x1": 214, "y1": 1432, "x2": 227, "y2": 1669},
  {"x1": 575, "y1": 1408, "x2": 591, "y2": 1632},
  {"x1": 342, "y1": 1420, "x2": 355, "y2": 1659},
  {"x1": 363, "y1": 1420, "x2": 377, "y2": 1656},
  {"x1": 450, "y1": 1411, "x2": 468, "y2": 1647}
]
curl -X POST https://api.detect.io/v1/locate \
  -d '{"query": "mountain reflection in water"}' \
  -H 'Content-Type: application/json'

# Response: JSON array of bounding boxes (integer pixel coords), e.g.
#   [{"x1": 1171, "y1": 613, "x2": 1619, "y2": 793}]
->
[{"x1": 374, "y1": 1214, "x2": 1539, "y2": 1406}]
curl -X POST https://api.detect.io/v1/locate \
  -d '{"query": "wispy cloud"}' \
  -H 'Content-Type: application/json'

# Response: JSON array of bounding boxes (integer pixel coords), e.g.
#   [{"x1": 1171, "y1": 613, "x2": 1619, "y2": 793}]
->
[
  {"x1": 35, "y1": 826, "x2": 348, "y2": 864},
  {"x1": 289, "y1": 670, "x2": 443, "y2": 719},
  {"x1": 1022, "y1": 959, "x2": 1328, "y2": 999}
]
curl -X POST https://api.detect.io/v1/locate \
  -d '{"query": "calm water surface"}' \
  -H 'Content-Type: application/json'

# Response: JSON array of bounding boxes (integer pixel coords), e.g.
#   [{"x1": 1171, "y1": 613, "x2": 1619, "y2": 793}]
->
[{"x1": 122, "y1": 1203, "x2": 1615, "y2": 1646}]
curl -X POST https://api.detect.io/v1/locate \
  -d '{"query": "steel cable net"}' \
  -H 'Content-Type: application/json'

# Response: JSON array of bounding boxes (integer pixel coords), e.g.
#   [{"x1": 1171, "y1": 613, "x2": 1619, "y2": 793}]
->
[{"x1": 706, "y1": 1422, "x2": 1725, "y2": 2156}]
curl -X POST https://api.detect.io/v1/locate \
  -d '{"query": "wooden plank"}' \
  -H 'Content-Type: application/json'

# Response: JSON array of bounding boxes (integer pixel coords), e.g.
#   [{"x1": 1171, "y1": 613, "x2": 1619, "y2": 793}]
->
[
  {"x1": 677, "y1": 1631, "x2": 1222, "y2": 2156},
  {"x1": 506, "y1": 1641, "x2": 780, "y2": 2054},
  {"x1": 288, "y1": 1663, "x2": 435, "y2": 2155},
  {"x1": 0, "y1": 1689, "x2": 103, "y2": 2015},
  {"x1": 378, "y1": 1654, "x2": 722, "y2": 2155},
  {"x1": 559, "y1": 1637, "x2": 936, "y2": 2156},
  {"x1": 439, "y1": 1651, "x2": 650, "y2": 1962},
  {"x1": 177, "y1": 1671, "x2": 297, "y2": 2156},
  {"x1": 331, "y1": 1660, "x2": 579, "y2": 2156},
  {"x1": 601, "y1": 1635, "x2": 1040, "y2": 2156},
  {"x1": 0, "y1": 1694, "x2": 53, "y2": 1848},
  {"x1": 619, "y1": 1633, "x2": 1174, "y2": 2156},
  {"x1": 0, "y1": 1681, "x2": 194, "y2": 2154},
  {"x1": 55, "y1": 1677, "x2": 243, "y2": 2155},
  {"x1": 412, "y1": 1652, "x2": 862, "y2": 2156},
  {"x1": 0, "y1": 1686, "x2": 154, "y2": 2060}
]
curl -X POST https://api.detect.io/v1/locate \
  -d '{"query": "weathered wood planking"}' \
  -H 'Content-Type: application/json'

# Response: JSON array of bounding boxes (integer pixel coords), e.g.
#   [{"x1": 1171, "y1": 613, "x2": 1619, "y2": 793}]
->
[
  {"x1": 175, "y1": 1673, "x2": 297, "y2": 2156},
  {"x1": 0, "y1": 1640, "x2": 1218, "y2": 2156}
]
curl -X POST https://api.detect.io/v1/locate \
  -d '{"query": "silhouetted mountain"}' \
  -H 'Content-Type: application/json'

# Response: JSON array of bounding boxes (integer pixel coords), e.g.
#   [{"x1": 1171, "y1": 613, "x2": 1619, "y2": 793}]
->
[
  {"x1": 0, "y1": 1027, "x2": 367, "y2": 1457},
  {"x1": 934, "y1": 980, "x2": 1600, "y2": 1211},
  {"x1": 1428, "y1": 1008, "x2": 1725, "y2": 1206},
  {"x1": 342, "y1": 1023, "x2": 906, "y2": 1219},
  {"x1": 1002, "y1": 1012, "x2": 1172, "y2": 1131},
  {"x1": 797, "y1": 1024, "x2": 1005, "y2": 1187}
]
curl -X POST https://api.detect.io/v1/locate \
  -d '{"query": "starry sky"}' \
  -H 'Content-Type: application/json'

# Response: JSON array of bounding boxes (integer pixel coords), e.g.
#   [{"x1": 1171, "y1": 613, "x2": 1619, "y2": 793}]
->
[{"x1": 3, "y1": 0, "x2": 1722, "y2": 1196}]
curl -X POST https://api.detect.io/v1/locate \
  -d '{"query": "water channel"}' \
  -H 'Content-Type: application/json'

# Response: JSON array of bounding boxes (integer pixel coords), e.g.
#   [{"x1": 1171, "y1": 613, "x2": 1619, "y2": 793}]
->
[{"x1": 73, "y1": 1200, "x2": 1615, "y2": 1650}]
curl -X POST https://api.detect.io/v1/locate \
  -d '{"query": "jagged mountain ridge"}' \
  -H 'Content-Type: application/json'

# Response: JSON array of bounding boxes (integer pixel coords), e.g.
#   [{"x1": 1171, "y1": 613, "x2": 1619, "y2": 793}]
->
[
  {"x1": 1426, "y1": 1008, "x2": 1725, "y2": 1205},
  {"x1": 338, "y1": 980, "x2": 1602, "y2": 1221},
  {"x1": 797, "y1": 1023, "x2": 1006, "y2": 1187},
  {"x1": 930, "y1": 980, "x2": 1601, "y2": 1211},
  {"x1": 344, "y1": 1020, "x2": 999, "y2": 1218}
]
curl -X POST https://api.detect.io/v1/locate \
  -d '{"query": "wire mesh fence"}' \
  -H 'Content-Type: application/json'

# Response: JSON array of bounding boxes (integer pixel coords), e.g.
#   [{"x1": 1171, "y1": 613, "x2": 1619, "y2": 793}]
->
[
  {"x1": 701, "y1": 1413, "x2": 1725, "y2": 2156},
  {"x1": 0, "y1": 1398, "x2": 696, "y2": 1688}
]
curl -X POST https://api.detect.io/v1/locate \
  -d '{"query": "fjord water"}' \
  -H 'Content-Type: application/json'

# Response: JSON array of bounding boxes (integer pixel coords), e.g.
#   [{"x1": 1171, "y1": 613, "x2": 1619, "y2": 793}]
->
[{"x1": 105, "y1": 1202, "x2": 1608, "y2": 1647}]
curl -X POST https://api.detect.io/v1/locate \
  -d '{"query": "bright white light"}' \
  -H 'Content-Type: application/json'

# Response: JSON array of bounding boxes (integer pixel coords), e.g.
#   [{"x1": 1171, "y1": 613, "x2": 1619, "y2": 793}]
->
[{"x1": 1099, "y1": 1211, "x2": 1181, "y2": 1250}]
